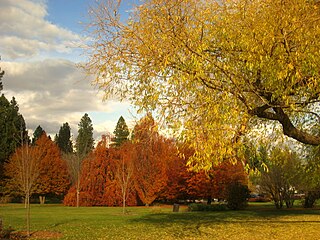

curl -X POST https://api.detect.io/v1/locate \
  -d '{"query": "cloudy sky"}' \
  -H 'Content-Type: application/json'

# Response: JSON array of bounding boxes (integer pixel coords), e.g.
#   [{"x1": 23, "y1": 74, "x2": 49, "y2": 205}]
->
[{"x1": 0, "y1": 0, "x2": 140, "y2": 141}]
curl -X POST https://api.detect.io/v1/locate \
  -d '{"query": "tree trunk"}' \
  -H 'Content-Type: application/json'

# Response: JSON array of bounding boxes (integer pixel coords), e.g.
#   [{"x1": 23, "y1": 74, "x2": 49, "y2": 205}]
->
[
  {"x1": 26, "y1": 192, "x2": 30, "y2": 237},
  {"x1": 39, "y1": 196, "x2": 46, "y2": 204}
]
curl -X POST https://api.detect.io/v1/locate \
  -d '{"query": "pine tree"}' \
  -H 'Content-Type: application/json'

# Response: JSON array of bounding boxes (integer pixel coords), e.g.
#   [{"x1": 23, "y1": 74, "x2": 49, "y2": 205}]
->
[
  {"x1": 75, "y1": 113, "x2": 94, "y2": 158},
  {"x1": 55, "y1": 123, "x2": 73, "y2": 154},
  {"x1": 112, "y1": 116, "x2": 129, "y2": 147},
  {"x1": 32, "y1": 125, "x2": 45, "y2": 145},
  {"x1": 0, "y1": 95, "x2": 28, "y2": 184}
]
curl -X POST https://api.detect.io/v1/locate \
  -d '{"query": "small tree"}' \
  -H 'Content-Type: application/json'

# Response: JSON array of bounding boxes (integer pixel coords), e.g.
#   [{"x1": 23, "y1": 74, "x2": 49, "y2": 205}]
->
[
  {"x1": 259, "y1": 147, "x2": 301, "y2": 209},
  {"x1": 5, "y1": 143, "x2": 43, "y2": 236},
  {"x1": 115, "y1": 142, "x2": 135, "y2": 213}
]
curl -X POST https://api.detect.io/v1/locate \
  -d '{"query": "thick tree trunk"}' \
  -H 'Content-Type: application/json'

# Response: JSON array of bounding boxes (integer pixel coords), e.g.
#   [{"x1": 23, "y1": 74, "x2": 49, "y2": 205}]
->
[{"x1": 250, "y1": 105, "x2": 320, "y2": 145}]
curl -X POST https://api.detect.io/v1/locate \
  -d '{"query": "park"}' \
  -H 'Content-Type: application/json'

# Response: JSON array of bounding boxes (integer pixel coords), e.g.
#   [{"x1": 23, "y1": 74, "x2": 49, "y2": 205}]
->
[
  {"x1": 2, "y1": 0, "x2": 320, "y2": 239},
  {"x1": 1, "y1": 202, "x2": 320, "y2": 239}
]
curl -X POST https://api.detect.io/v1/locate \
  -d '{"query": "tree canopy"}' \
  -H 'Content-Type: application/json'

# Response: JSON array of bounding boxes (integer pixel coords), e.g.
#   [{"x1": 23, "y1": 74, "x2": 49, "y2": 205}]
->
[{"x1": 84, "y1": 0, "x2": 320, "y2": 167}]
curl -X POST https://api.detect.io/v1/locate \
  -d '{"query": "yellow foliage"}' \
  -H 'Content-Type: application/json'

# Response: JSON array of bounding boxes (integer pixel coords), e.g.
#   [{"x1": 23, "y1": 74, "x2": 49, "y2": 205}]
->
[{"x1": 83, "y1": 0, "x2": 320, "y2": 169}]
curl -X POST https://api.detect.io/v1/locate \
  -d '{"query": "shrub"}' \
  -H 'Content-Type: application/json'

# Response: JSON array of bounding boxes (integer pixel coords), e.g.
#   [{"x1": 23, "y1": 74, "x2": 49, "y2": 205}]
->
[
  {"x1": 226, "y1": 181, "x2": 250, "y2": 210},
  {"x1": 188, "y1": 203, "x2": 228, "y2": 212}
]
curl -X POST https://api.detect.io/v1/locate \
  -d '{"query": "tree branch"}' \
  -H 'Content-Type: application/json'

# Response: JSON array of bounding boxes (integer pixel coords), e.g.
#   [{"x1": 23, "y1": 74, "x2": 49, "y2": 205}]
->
[{"x1": 249, "y1": 105, "x2": 320, "y2": 145}]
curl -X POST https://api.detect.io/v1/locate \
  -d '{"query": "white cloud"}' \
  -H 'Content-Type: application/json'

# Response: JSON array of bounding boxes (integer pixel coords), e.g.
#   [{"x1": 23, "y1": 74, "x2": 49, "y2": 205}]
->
[
  {"x1": 0, "y1": 0, "x2": 136, "y2": 142},
  {"x1": 0, "y1": 0, "x2": 81, "y2": 60},
  {"x1": 2, "y1": 60, "x2": 133, "y2": 140}
]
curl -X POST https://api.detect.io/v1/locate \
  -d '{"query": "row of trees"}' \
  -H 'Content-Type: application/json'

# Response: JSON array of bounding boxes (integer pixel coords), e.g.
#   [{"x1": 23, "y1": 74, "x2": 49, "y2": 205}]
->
[
  {"x1": 63, "y1": 114, "x2": 248, "y2": 212},
  {"x1": 247, "y1": 143, "x2": 320, "y2": 209}
]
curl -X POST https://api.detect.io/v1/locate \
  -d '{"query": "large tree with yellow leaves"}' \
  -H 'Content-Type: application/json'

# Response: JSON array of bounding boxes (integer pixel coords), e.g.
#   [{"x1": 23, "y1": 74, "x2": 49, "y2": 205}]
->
[{"x1": 83, "y1": 0, "x2": 320, "y2": 168}]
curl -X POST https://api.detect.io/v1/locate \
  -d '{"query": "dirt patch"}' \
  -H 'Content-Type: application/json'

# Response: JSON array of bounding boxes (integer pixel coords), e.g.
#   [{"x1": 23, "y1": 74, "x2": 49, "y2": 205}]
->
[{"x1": 8, "y1": 231, "x2": 63, "y2": 239}]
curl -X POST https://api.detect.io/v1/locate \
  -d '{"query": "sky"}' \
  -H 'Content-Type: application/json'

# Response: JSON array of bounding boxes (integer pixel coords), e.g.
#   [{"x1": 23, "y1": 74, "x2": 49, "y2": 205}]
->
[{"x1": 0, "y1": 0, "x2": 140, "y2": 141}]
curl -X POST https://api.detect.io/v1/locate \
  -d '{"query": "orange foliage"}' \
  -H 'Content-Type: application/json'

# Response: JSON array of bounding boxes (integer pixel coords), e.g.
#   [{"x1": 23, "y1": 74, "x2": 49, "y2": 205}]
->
[
  {"x1": 132, "y1": 115, "x2": 170, "y2": 205},
  {"x1": 187, "y1": 160, "x2": 248, "y2": 202},
  {"x1": 64, "y1": 136, "x2": 138, "y2": 206},
  {"x1": 33, "y1": 133, "x2": 70, "y2": 197}
]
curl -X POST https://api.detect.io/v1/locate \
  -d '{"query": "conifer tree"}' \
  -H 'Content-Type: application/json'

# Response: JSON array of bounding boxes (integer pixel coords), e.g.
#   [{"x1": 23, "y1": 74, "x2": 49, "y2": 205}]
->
[
  {"x1": 112, "y1": 116, "x2": 129, "y2": 147},
  {"x1": 32, "y1": 125, "x2": 45, "y2": 145},
  {"x1": 76, "y1": 113, "x2": 94, "y2": 158},
  {"x1": 55, "y1": 122, "x2": 73, "y2": 154}
]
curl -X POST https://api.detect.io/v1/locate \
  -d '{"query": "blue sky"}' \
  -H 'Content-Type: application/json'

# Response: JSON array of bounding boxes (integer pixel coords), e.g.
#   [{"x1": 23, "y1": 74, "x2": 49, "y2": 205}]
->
[{"x1": 0, "y1": 0, "x2": 140, "y2": 141}]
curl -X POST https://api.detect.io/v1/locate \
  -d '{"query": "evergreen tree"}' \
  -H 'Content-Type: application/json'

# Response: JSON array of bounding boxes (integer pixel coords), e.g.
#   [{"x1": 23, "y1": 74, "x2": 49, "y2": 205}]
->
[
  {"x1": 32, "y1": 125, "x2": 45, "y2": 145},
  {"x1": 75, "y1": 113, "x2": 94, "y2": 158},
  {"x1": 0, "y1": 95, "x2": 28, "y2": 183},
  {"x1": 55, "y1": 122, "x2": 73, "y2": 154},
  {"x1": 0, "y1": 66, "x2": 4, "y2": 92},
  {"x1": 112, "y1": 116, "x2": 129, "y2": 147}
]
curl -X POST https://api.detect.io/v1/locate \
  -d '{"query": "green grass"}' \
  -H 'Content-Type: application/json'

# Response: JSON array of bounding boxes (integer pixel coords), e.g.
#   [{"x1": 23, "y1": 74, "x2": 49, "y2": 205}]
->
[{"x1": 1, "y1": 203, "x2": 320, "y2": 239}]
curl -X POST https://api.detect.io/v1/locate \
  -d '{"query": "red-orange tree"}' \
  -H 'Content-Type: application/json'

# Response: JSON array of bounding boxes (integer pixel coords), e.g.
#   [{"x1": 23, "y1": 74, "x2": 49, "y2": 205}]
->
[
  {"x1": 33, "y1": 133, "x2": 70, "y2": 203},
  {"x1": 159, "y1": 145, "x2": 193, "y2": 202},
  {"x1": 132, "y1": 114, "x2": 169, "y2": 205},
  {"x1": 186, "y1": 160, "x2": 248, "y2": 203},
  {"x1": 64, "y1": 136, "x2": 138, "y2": 207}
]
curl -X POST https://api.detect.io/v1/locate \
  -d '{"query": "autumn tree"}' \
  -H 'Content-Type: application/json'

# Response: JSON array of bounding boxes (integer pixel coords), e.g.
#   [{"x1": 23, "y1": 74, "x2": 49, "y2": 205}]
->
[
  {"x1": 4, "y1": 143, "x2": 43, "y2": 236},
  {"x1": 68, "y1": 135, "x2": 111, "y2": 206},
  {"x1": 186, "y1": 161, "x2": 247, "y2": 204},
  {"x1": 159, "y1": 145, "x2": 191, "y2": 202},
  {"x1": 84, "y1": 0, "x2": 320, "y2": 168},
  {"x1": 33, "y1": 133, "x2": 70, "y2": 204},
  {"x1": 111, "y1": 116, "x2": 130, "y2": 147},
  {"x1": 132, "y1": 114, "x2": 168, "y2": 205},
  {"x1": 55, "y1": 122, "x2": 73, "y2": 154},
  {"x1": 114, "y1": 142, "x2": 136, "y2": 213}
]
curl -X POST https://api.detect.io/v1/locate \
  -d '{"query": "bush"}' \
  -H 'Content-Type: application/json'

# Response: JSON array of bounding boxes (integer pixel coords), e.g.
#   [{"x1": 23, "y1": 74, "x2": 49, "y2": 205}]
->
[
  {"x1": 188, "y1": 203, "x2": 228, "y2": 212},
  {"x1": 226, "y1": 181, "x2": 250, "y2": 210}
]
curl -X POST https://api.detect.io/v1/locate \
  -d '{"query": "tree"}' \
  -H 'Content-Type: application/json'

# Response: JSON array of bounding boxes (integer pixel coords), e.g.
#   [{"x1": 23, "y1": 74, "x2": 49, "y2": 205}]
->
[
  {"x1": 32, "y1": 125, "x2": 45, "y2": 145},
  {"x1": 132, "y1": 114, "x2": 168, "y2": 205},
  {"x1": 4, "y1": 143, "x2": 43, "y2": 236},
  {"x1": 0, "y1": 95, "x2": 28, "y2": 187},
  {"x1": 258, "y1": 147, "x2": 301, "y2": 209},
  {"x1": 111, "y1": 116, "x2": 130, "y2": 147},
  {"x1": 55, "y1": 122, "x2": 73, "y2": 154},
  {"x1": 75, "y1": 113, "x2": 94, "y2": 158},
  {"x1": 84, "y1": 0, "x2": 320, "y2": 168},
  {"x1": 33, "y1": 133, "x2": 70, "y2": 204},
  {"x1": 114, "y1": 142, "x2": 136, "y2": 213},
  {"x1": 64, "y1": 114, "x2": 94, "y2": 207}
]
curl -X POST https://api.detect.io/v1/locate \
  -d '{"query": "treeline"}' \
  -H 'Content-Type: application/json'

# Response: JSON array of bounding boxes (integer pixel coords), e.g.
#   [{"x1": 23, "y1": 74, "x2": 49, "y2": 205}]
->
[{"x1": 2, "y1": 111, "x2": 247, "y2": 207}]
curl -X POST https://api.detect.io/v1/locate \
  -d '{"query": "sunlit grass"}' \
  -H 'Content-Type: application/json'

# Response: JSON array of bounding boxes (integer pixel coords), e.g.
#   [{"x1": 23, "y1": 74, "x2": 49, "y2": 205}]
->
[{"x1": 1, "y1": 203, "x2": 320, "y2": 239}]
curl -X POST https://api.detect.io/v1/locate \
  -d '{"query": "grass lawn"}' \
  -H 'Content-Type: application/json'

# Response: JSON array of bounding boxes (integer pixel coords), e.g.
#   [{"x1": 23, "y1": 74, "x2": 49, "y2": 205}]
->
[{"x1": 1, "y1": 203, "x2": 320, "y2": 239}]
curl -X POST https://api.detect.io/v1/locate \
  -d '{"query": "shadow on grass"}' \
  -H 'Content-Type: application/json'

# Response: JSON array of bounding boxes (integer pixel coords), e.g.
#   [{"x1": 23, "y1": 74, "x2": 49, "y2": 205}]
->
[{"x1": 129, "y1": 205, "x2": 320, "y2": 227}]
